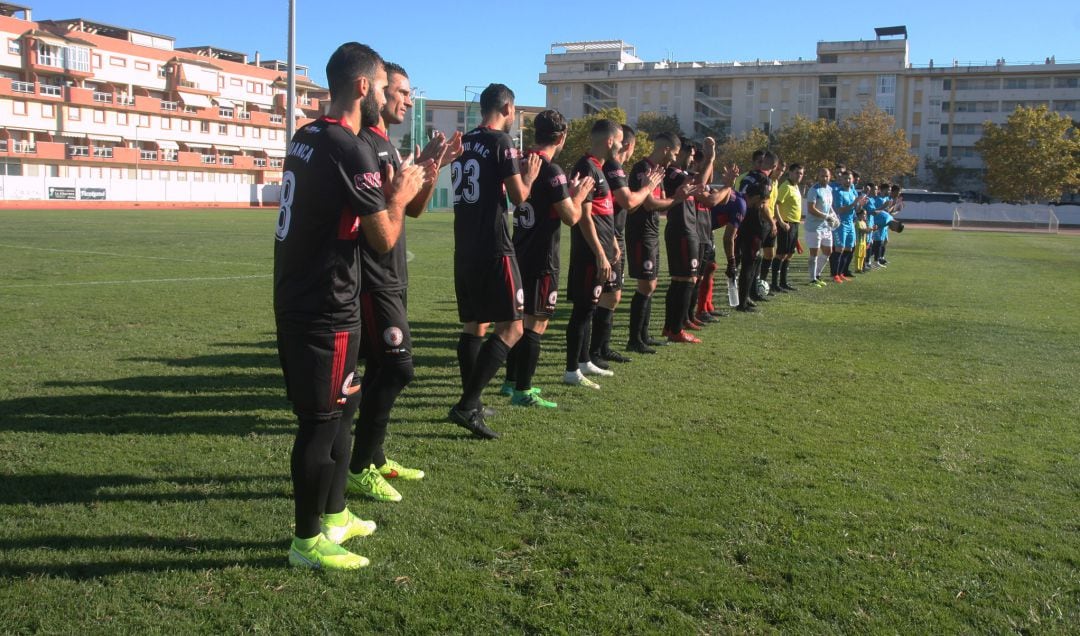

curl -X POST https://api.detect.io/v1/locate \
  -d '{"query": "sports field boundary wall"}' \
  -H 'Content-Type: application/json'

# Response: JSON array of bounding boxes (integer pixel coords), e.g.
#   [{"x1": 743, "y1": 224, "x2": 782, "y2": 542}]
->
[{"x1": 0, "y1": 175, "x2": 281, "y2": 209}]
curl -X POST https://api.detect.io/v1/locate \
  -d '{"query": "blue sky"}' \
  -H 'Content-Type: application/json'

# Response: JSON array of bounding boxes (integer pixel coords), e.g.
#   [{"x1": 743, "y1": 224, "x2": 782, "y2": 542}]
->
[{"x1": 25, "y1": 0, "x2": 1080, "y2": 106}]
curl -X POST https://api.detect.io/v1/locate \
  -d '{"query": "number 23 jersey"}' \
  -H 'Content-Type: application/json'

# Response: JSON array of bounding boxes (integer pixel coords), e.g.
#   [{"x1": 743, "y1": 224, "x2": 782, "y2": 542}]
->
[
  {"x1": 511, "y1": 151, "x2": 571, "y2": 276},
  {"x1": 451, "y1": 126, "x2": 521, "y2": 264}
]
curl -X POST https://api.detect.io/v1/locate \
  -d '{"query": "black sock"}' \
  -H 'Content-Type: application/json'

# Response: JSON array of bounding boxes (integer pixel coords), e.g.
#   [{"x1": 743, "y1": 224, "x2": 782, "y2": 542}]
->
[
  {"x1": 687, "y1": 285, "x2": 699, "y2": 321},
  {"x1": 841, "y1": 251, "x2": 853, "y2": 274},
  {"x1": 665, "y1": 281, "x2": 685, "y2": 332},
  {"x1": 829, "y1": 251, "x2": 840, "y2": 277},
  {"x1": 642, "y1": 295, "x2": 654, "y2": 341},
  {"x1": 350, "y1": 355, "x2": 413, "y2": 473},
  {"x1": 504, "y1": 340, "x2": 519, "y2": 385},
  {"x1": 780, "y1": 260, "x2": 790, "y2": 287},
  {"x1": 515, "y1": 328, "x2": 542, "y2": 392},
  {"x1": 292, "y1": 411, "x2": 354, "y2": 539},
  {"x1": 565, "y1": 301, "x2": 593, "y2": 372},
  {"x1": 771, "y1": 258, "x2": 781, "y2": 287},
  {"x1": 456, "y1": 333, "x2": 483, "y2": 390},
  {"x1": 880, "y1": 242, "x2": 887, "y2": 260},
  {"x1": 590, "y1": 306, "x2": 613, "y2": 358},
  {"x1": 629, "y1": 291, "x2": 647, "y2": 345},
  {"x1": 682, "y1": 282, "x2": 695, "y2": 323},
  {"x1": 457, "y1": 336, "x2": 509, "y2": 411}
]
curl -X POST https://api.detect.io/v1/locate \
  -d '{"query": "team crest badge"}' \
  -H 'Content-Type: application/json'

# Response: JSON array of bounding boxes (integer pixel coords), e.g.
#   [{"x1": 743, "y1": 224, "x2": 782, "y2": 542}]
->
[
  {"x1": 592, "y1": 285, "x2": 602, "y2": 299},
  {"x1": 548, "y1": 291, "x2": 558, "y2": 305},
  {"x1": 384, "y1": 327, "x2": 404, "y2": 347},
  {"x1": 644, "y1": 260, "x2": 654, "y2": 272},
  {"x1": 691, "y1": 258, "x2": 700, "y2": 269},
  {"x1": 516, "y1": 288, "x2": 525, "y2": 305}
]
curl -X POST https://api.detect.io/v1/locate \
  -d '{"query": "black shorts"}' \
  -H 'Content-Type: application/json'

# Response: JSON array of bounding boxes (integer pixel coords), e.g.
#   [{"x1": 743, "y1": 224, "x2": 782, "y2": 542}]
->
[
  {"x1": 627, "y1": 236, "x2": 660, "y2": 281},
  {"x1": 455, "y1": 255, "x2": 524, "y2": 324},
  {"x1": 777, "y1": 222, "x2": 800, "y2": 256},
  {"x1": 604, "y1": 253, "x2": 624, "y2": 293},
  {"x1": 567, "y1": 257, "x2": 602, "y2": 305},
  {"x1": 277, "y1": 329, "x2": 361, "y2": 421},
  {"x1": 359, "y1": 289, "x2": 412, "y2": 361},
  {"x1": 521, "y1": 271, "x2": 559, "y2": 318},
  {"x1": 762, "y1": 226, "x2": 777, "y2": 249},
  {"x1": 665, "y1": 233, "x2": 700, "y2": 278}
]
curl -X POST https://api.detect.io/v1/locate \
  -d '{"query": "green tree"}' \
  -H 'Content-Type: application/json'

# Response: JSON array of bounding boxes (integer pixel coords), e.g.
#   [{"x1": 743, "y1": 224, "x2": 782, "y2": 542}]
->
[
  {"x1": 976, "y1": 105, "x2": 1080, "y2": 202},
  {"x1": 555, "y1": 107, "x2": 652, "y2": 172},
  {"x1": 715, "y1": 128, "x2": 769, "y2": 169},
  {"x1": 833, "y1": 104, "x2": 917, "y2": 183},
  {"x1": 923, "y1": 155, "x2": 965, "y2": 192},
  {"x1": 634, "y1": 112, "x2": 682, "y2": 139},
  {"x1": 772, "y1": 116, "x2": 839, "y2": 176}
]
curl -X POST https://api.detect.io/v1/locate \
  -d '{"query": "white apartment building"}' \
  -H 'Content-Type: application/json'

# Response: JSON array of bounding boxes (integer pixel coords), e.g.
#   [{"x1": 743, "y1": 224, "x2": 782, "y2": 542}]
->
[
  {"x1": 539, "y1": 28, "x2": 1080, "y2": 191},
  {"x1": 0, "y1": 3, "x2": 326, "y2": 205}
]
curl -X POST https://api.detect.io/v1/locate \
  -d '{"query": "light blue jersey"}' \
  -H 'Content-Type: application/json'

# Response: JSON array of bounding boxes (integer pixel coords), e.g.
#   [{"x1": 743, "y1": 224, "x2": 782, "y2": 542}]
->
[
  {"x1": 873, "y1": 210, "x2": 894, "y2": 241},
  {"x1": 805, "y1": 183, "x2": 833, "y2": 232}
]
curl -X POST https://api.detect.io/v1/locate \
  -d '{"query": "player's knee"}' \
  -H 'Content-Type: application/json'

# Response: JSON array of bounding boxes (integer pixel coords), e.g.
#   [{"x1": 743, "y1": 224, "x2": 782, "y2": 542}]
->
[
  {"x1": 382, "y1": 354, "x2": 415, "y2": 391},
  {"x1": 497, "y1": 321, "x2": 524, "y2": 346}
]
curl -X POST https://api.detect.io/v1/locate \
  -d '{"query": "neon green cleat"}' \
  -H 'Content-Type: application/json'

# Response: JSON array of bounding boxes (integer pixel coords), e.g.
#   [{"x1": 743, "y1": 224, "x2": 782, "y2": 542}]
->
[
  {"x1": 511, "y1": 389, "x2": 557, "y2": 408},
  {"x1": 288, "y1": 534, "x2": 370, "y2": 570},
  {"x1": 378, "y1": 458, "x2": 425, "y2": 481},
  {"x1": 499, "y1": 381, "x2": 514, "y2": 397},
  {"x1": 320, "y1": 509, "x2": 376, "y2": 545},
  {"x1": 348, "y1": 464, "x2": 402, "y2": 503}
]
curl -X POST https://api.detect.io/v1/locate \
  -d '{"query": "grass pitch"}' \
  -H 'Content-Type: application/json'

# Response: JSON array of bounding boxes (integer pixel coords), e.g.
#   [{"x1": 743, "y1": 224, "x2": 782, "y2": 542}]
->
[{"x1": 0, "y1": 209, "x2": 1077, "y2": 634}]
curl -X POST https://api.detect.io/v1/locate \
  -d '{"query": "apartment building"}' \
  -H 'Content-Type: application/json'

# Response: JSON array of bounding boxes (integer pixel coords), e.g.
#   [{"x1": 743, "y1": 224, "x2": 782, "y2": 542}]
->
[
  {"x1": 0, "y1": 3, "x2": 326, "y2": 204},
  {"x1": 539, "y1": 28, "x2": 1080, "y2": 191}
]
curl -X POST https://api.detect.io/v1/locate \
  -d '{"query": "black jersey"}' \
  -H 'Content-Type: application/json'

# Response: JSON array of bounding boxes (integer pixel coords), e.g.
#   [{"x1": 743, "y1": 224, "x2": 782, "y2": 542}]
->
[
  {"x1": 624, "y1": 158, "x2": 663, "y2": 242},
  {"x1": 356, "y1": 126, "x2": 407, "y2": 292},
  {"x1": 451, "y1": 126, "x2": 520, "y2": 264},
  {"x1": 570, "y1": 154, "x2": 617, "y2": 264},
  {"x1": 512, "y1": 151, "x2": 571, "y2": 276},
  {"x1": 696, "y1": 199, "x2": 713, "y2": 244},
  {"x1": 736, "y1": 169, "x2": 772, "y2": 237},
  {"x1": 663, "y1": 167, "x2": 697, "y2": 238},
  {"x1": 604, "y1": 159, "x2": 629, "y2": 241},
  {"x1": 273, "y1": 116, "x2": 386, "y2": 334}
]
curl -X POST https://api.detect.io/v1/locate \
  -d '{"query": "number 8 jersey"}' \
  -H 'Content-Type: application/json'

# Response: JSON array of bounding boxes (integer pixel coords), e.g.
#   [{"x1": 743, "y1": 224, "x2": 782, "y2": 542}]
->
[
  {"x1": 512, "y1": 151, "x2": 571, "y2": 277},
  {"x1": 451, "y1": 126, "x2": 521, "y2": 264}
]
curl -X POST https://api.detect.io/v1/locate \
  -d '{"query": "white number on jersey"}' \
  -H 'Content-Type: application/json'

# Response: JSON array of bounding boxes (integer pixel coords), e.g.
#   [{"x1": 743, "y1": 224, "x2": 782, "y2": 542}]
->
[
  {"x1": 452, "y1": 158, "x2": 481, "y2": 204},
  {"x1": 275, "y1": 171, "x2": 296, "y2": 241},
  {"x1": 514, "y1": 202, "x2": 536, "y2": 229}
]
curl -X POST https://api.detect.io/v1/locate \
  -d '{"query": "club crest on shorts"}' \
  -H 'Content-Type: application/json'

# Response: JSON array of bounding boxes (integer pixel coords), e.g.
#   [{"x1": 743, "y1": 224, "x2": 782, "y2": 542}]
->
[
  {"x1": 338, "y1": 371, "x2": 361, "y2": 404},
  {"x1": 384, "y1": 327, "x2": 404, "y2": 347},
  {"x1": 608, "y1": 270, "x2": 617, "y2": 282},
  {"x1": 516, "y1": 288, "x2": 525, "y2": 305},
  {"x1": 592, "y1": 285, "x2": 602, "y2": 299},
  {"x1": 691, "y1": 258, "x2": 700, "y2": 269},
  {"x1": 644, "y1": 259, "x2": 654, "y2": 272}
]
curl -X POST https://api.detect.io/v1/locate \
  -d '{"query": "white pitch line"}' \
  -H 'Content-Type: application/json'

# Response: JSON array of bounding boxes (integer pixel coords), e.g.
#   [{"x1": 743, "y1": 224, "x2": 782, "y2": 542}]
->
[
  {"x1": 0, "y1": 274, "x2": 271, "y2": 289},
  {"x1": 0, "y1": 243, "x2": 262, "y2": 267}
]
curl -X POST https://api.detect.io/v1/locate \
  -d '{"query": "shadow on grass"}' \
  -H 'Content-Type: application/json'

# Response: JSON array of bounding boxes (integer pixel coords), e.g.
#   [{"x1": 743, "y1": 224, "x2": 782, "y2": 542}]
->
[
  {"x1": 0, "y1": 474, "x2": 285, "y2": 505},
  {"x1": 0, "y1": 534, "x2": 285, "y2": 579}
]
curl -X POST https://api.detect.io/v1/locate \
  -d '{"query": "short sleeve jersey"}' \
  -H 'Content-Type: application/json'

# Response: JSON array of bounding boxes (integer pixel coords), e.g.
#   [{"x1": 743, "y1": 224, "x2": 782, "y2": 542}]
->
[
  {"x1": 604, "y1": 159, "x2": 630, "y2": 241},
  {"x1": 873, "y1": 210, "x2": 894, "y2": 239},
  {"x1": 695, "y1": 198, "x2": 713, "y2": 243},
  {"x1": 775, "y1": 181, "x2": 803, "y2": 223},
  {"x1": 711, "y1": 191, "x2": 746, "y2": 230},
  {"x1": 273, "y1": 117, "x2": 386, "y2": 333},
  {"x1": 356, "y1": 126, "x2": 406, "y2": 291},
  {"x1": 663, "y1": 167, "x2": 697, "y2": 238},
  {"x1": 736, "y1": 170, "x2": 772, "y2": 236},
  {"x1": 571, "y1": 154, "x2": 616, "y2": 262},
  {"x1": 512, "y1": 151, "x2": 571, "y2": 276},
  {"x1": 625, "y1": 158, "x2": 663, "y2": 242},
  {"x1": 806, "y1": 184, "x2": 833, "y2": 230},
  {"x1": 452, "y1": 126, "x2": 520, "y2": 263},
  {"x1": 832, "y1": 184, "x2": 859, "y2": 226}
]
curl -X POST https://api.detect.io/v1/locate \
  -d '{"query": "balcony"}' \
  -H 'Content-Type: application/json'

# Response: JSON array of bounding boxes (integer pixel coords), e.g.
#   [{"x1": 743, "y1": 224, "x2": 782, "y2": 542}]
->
[
  {"x1": 40, "y1": 85, "x2": 62, "y2": 98},
  {"x1": 239, "y1": 112, "x2": 251, "y2": 121},
  {"x1": 0, "y1": 140, "x2": 6, "y2": 152},
  {"x1": 201, "y1": 155, "x2": 217, "y2": 164},
  {"x1": 117, "y1": 96, "x2": 135, "y2": 106},
  {"x1": 254, "y1": 157, "x2": 267, "y2": 168},
  {"x1": 140, "y1": 150, "x2": 158, "y2": 161},
  {"x1": 12, "y1": 80, "x2": 34, "y2": 94},
  {"x1": 220, "y1": 155, "x2": 235, "y2": 165},
  {"x1": 69, "y1": 145, "x2": 89, "y2": 157},
  {"x1": 11, "y1": 141, "x2": 37, "y2": 154},
  {"x1": 270, "y1": 114, "x2": 283, "y2": 124},
  {"x1": 93, "y1": 147, "x2": 114, "y2": 159},
  {"x1": 160, "y1": 100, "x2": 178, "y2": 111},
  {"x1": 269, "y1": 158, "x2": 283, "y2": 168},
  {"x1": 93, "y1": 92, "x2": 113, "y2": 104},
  {"x1": 162, "y1": 150, "x2": 178, "y2": 162},
  {"x1": 219, "y1": 108, "x2": 234, "y2": 118}
]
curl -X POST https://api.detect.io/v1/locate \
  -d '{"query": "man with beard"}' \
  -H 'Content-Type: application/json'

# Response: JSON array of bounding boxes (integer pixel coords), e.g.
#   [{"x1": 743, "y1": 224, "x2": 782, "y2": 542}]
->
[
  {"x1": 449, "y1": 83, "x2": 541, "y2": 438},
  {"x1": 275, "y1": 43, "x2": 427, "y2": 570},
  {"x1": 348, "y1": 63, "x2": 460, "y2": 503}
]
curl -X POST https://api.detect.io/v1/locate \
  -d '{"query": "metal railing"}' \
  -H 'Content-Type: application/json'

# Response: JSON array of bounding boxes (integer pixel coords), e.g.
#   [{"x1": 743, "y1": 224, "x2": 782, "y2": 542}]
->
[
  {"x1": 201, "y1": 155, "x2": 217, "y2": 164},
  {"x1": 239, "y1": 112, "x2": 251, "y2": 120},
  {"x1": 12, "y1": 80, "x2": 34, "y2": 93},
  {"x1": 220, "y1": 156, "x2": 235, "y2": 165},
  {"x1": 69, "y1": 145, "x2": 89, "y2": 157},
  {"x1": 161, "y1": 101, "x2": 178, "y2": 111},
  {"x1": 40, "y1": 84, "x2": 62, "y2": 97},
  {"x1": 140, "y1": 150, "x2": 158, "y2": 161},
  {"x1": 117, "y1": 96, "x2": 135, "y2": 106},
  {"x1": 269, "y1": 158, "x2": 283, "y2": 168},
  {"x1": 270, "y1": 114, "x2": 283, "y2": 124},
  {"x1": 93, "y1": 92, "x2": 113, "y2": 103},
  {"x1": 92, "y1": 147, "x2": 113, "y2": 158},
  {"x1": 0, "y1": 140, "x2": 6, "y2": 152},
  {"x1": 162, "y1": 150, "x2": 178, "y2": 162},
  {"x1": 254, "y1": 158, "x2": 267, "y2": 167},
  {"x1": 12, "y1": 142, "x2": 35, "y2": 154},
  {"x1": 219, "y1": 108, "x2": 234, "y2": 118}
]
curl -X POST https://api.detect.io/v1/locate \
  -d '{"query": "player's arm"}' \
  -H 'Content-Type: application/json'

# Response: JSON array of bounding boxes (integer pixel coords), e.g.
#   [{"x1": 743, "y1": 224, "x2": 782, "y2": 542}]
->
[
  {"x1": 722, "y1": 225, "x2": 737, "y2": 279},
  {"x1": 577, "y1": 200, "x2": 612, "y2": 281},
  {"x1": 504, "y1": 153, "x2": 541, "y2": 206},
  {"x1": 694, "y1": 137, "x2": 716, "y2": 186},
  {"x1": 554, "y1": 173, "x2": 593, "y2": 227},
  {"x1": 807, "y1": 195, "x2": 828, "y2": 219},
  {"x1": 406, "y1": 133, "x2": 456, "y2": 218},
  {"x1": 612, "y1": 164, "x2": 664, "y2": 210},
  {"x1": 359, "y1": 159, "x2": 426, "y2": 254}
]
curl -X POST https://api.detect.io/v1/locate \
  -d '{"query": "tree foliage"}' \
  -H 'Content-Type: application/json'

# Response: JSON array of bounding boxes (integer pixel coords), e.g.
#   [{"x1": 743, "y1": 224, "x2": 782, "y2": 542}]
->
[
  {"x1": 832, "y1": 105, "x2": 917, "y2": 182},
  {"x1": 555, "y1": 107, "x2": 653, "y2": 172},
  {"x1": 975, "y1": 105, "x2": 1080, "y2": 202},
  {"x1": 923, "y1": 156, "x2": 965, "y2": 192},
  {"x1": 715, "y1": 128, "x2": 769, "y2": 169},
  {"x1": 772, "y1": 116, "x2": 838, "y2": 176},
  {"x1": 635, "y1": 112, "x2": 683, "y2": 140}
]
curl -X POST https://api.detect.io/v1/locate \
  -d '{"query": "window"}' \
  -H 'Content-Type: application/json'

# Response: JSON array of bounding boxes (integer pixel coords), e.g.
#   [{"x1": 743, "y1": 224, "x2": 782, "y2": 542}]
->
[
  {"x1": 138, "y1": 114, "x2": 149, "y2": 127},
  {"x1": 456, "y1": 110, "x2": 464, "y2": 123},
  {"x1": 745, "y1": 80, "x2": 754, "y2": 94},
  {"x1": 117, "y1": 112, "x2": 128, "y2": 125},
  {"x1": 269, "y1": 130, "x2": 279, "y2": 141},
  {"x1": 1004, "y1": 78, "x2": 1027, "y2": 89},
  {"x1": 109, "y1": 56, "x2": 126, "y2": 67},
  {"x1": 13, "y1": 100, "x2": 26, "y2": 115},
  {"x1": 69, "y1": 106, "x2": 81, "y2": 121},
  {"x1": 877, "y1": 75, "x2": 896, "y2": 94},
  {"x1": 42, "y1": 103, "x2": 55, "y2": 117},
  {"x1": 135, "y1": 60, "x2": 150, "y2": 71},
  {"x1": 252, "y1": 127, "x2": 261, "y2": 139},
  {"x1": 218, "y1": 76, "x2": 225, "y2": 88},
  {"x1": 181, "y1": 120, "x2": 191, "y2": 131},
  {"x1": 943, "y1": 79, "x2": 952, "y2": 90},
  {"x1": 1031, "y1": 77, "x2": 1051, "y2": 89},
  {"x1": 7, "y1": 39, "x2": 20, "y2": 55},
  {"x1": 246, "y1": 81, "x2": 257, "y2": 92},
  {"x1": 235, "y1": 126, "x2": 243, "y2": 137},
  {"x1": 218, "y1": 124, "x2": 228, "y2": 135},
  {"x1": 1055, "y1": 77, "x2": 1079, "y2": 89},
  {"x1": 941, "y1": 123, "x2": 949, "y2": 134},
  {"x1": 158, "y1": 65, "x2": 166, "y2": 78},
  {"x1": 161, "y1": 116, "x2": 171, "y2": 130},
  {"x1": 551, "y1": 86, "x2": 559, "y2": 95},
  {"x1": 92, "y1": 53, "x2": 102, "y2": 68},
  {"x1": 819, "y1": 54, "x2": 838, "y2": 64},
  {"x1": 231, "y1": 78, "x2": 242, "y2": 86},
  {"x1": 200, "y1": 121, "x2": 210, "y2": 133},
  {"x1": 93, "y1": 109, "x2": 105, "y2": 123}
]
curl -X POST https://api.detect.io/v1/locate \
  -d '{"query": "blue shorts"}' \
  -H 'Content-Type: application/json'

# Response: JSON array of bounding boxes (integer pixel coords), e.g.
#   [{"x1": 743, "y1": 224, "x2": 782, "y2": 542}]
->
[{"x1": 832, "y1": 224, "x2": 856, "y2": 249}]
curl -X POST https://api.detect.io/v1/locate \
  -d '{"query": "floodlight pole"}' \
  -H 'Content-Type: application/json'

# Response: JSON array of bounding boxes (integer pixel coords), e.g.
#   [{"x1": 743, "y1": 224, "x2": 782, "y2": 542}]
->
[{"x1": 286, "y1": 0, "x2": 296, "y2": 144}]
